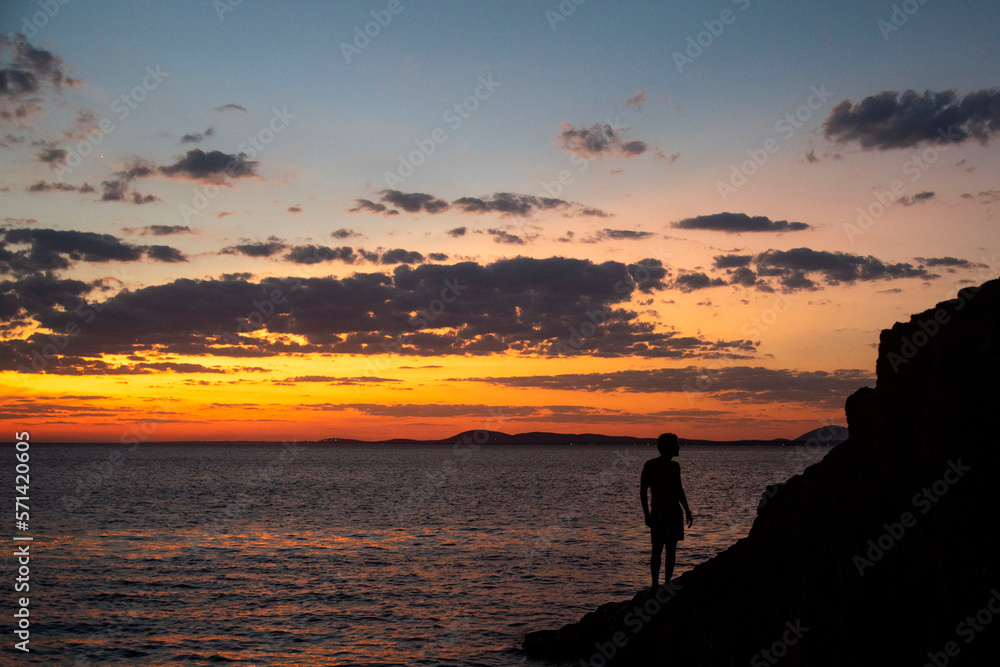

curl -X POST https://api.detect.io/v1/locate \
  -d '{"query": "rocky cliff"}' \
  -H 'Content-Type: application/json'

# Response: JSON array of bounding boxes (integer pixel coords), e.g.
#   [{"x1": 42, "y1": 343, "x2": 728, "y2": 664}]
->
[{"x1": 523, "y1": 279, "x2": 999, "y2": 666}]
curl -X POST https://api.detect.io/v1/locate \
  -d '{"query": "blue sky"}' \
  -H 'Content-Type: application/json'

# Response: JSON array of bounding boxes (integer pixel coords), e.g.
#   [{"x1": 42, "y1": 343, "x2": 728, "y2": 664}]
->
[{"x1": 2, "y1": 0, "x2": 998, "y2": 440}]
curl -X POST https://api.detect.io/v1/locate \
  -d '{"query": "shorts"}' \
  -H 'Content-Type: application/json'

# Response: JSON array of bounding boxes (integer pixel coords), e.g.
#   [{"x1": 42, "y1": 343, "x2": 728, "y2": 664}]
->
[{"x1": 649, "y1": 504, "x2": 684, "y2": 543}]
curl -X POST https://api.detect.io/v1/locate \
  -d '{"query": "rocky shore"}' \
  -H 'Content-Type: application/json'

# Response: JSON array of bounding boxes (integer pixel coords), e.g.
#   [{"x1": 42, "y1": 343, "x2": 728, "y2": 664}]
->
[{"x1": 523, "y1": 278, "x2": 999, "y2": 666}]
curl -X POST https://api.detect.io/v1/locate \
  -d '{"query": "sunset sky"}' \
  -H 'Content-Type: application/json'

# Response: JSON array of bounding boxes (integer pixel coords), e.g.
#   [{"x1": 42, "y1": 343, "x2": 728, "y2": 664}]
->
[{"x1": 2, "y1": 0, "x2": 998, "y2": 442}]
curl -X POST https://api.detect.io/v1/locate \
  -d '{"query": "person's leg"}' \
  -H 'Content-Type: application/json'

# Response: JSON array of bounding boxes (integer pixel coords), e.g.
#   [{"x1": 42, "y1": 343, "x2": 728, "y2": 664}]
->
[
  {"x1": 650, "y1": 536, "x2": 664, "y2": 589},
  {"x1": 662, "y1": 537, "x2": 678, "y2": 583}
]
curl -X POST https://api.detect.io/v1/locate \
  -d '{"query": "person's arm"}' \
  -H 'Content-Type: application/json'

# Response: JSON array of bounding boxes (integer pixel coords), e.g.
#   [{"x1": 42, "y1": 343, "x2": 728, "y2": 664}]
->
[
  {"x1": 678, "y1": 475, "x2": 693, "y2": 527},
  {"x1": 640, "y1": 465, "x2": 651, "y2": 526}
]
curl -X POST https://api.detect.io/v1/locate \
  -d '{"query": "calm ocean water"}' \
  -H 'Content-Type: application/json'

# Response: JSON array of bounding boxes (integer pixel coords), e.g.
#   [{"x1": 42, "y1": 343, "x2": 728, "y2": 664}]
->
[{"x1": 6, "y1": 443, "x2": 829, "y2": 666}]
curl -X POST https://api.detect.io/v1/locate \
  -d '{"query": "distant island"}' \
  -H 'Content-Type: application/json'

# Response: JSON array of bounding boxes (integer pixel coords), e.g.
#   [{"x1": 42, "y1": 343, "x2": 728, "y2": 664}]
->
[{"x1": 316, "y1": 425, "x2": 848, "y2": 447}]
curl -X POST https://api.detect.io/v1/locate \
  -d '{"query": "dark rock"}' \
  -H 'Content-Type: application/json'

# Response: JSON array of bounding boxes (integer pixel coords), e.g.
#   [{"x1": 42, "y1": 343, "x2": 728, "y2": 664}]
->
[{"x1": 522, "y1": 278, "x2": 1000, "y2": 666}]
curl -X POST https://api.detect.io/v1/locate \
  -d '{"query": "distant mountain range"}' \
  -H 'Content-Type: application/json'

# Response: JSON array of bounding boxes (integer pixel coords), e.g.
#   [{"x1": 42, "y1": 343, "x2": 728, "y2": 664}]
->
[{"x1": 317, "y1": 425, "x2": 849, "y2": 446}]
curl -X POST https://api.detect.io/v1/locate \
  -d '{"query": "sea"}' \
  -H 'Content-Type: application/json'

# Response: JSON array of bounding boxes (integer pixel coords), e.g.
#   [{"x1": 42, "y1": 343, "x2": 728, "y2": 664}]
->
[{"x1": 4, "y1": 442, "x2": 831, "y2": 666}]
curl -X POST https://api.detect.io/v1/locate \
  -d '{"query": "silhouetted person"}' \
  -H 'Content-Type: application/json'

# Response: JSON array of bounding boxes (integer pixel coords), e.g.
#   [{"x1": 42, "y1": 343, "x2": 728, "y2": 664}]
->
[{"x1": 641, "y1": 433, "x2": 692, "y2": 589}]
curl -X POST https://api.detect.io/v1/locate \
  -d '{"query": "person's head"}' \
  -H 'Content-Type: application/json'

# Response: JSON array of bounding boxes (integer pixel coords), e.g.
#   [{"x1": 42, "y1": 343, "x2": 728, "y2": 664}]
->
[{"x1": 657, "y1": 432, "x2": 680, "y2": 458}]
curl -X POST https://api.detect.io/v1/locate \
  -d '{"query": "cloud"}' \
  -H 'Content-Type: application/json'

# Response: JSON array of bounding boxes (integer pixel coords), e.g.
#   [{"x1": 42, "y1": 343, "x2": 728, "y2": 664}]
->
[
  {"x1": 672, "y1": 212, "x2": 810, "y2": 233},
  {"x1": 60, "y1": 109, "x2": 100, "y2": 142},
  {"x1": 1, "y1": 132, "x2": 26, "y2": 148},
  {"x1": 915, "y1": 256, "x2": 984, "y2": 269},
  {"x1": 219, "y1": 236, "x2": 287, "y2": 258},
  {"x1": 272, "y1": 375, "x2": 402, "y2": 386},
  {"x1": 581, "y1": 228, "x2": 656, "y2": 243},
  {"x1": 453, "y1": 192, "x2": 609, "y2": 218},
  {"x1": 214, "y1": 103, "x2": 247, "y2": 112},
  {"x1": 381, "y1": 189, "x2": 450, "y2": 214},
  {"x1": 484, "y1": 228, "x2": 526, "y2": 245},
  {"x1": 459, "y1": 366, "x2": 873, "y2": 409},
  {"x1": 714, "y1": 254, "x2": 753, "y2": 268},
  {"x1": 35, "y1": 145, "x2": 67, "y2": 164},
  {"x1": 100, "y1": 161, "x2": 159, "y2": 204},
  {"x1": 961, "y1": 190, "x2": 1000, "y2": 204},
  {"x1": 0, "y1": 256, "x2": 752, "y2": 370},
  {"x1": 675, "y1": 272, "x2": 727, "y2": 292},
  {"x1": 350, "y1": 190, "x2": 609, "y2": 218},
  {"x1": 0, "y1": 227, "x2": 183, "y2": 277},
  {"x1": 728, "y1": 266, "x2": 758, "y2": 287},
  {"x1": 287, "y1": 206, "x2": 302, "y2": 213},
  {"x1": 754, "y1": 248, "x2": 930, "y2": 287},
  {"x1": 823, "y1": 88, "x2": 1000, "y2": 150},
  {"x1": 625, "y1": 91, "x2": 647, "y2": 111},
  {"x1": 307, "y1": 403, "x2": 538, "y2": 418},
  {"x1": 347, "y1": 198, "x2": 395, "y2": 215},
  {"x1": 653, "y1": 148, "x2": 680, "y2": 164},
  {"x1": 0, "y1": 35, "x2": 81, "y2": 128},
  {"x1": 380, "y1": 248, "x2": 424, "y2": 264},
  {"x1": 686, "y1": 247, "x2": 963, "y2": 292},
  {"x1": 556, "y1": 122, "x2": 648, "y2": 158},
  {"x1": 144, "y1": 245, "x2": 188, "y2": 262},
  {"x1": 453, "y1": 192, "x2": 564, "y2": 217},
  {"x1": 284, "y1": 245, "x2": 355, "y2": 264},
  {"x1": 446, "y1": 227, "x2": 467, "y2": 237},
  {"x1": 0, "y1": 274, "x2": 95, "y2": 321},
  {"x1": 26, "y1": 180, "x2": 94, "y2": 194},
  {"x1": 180, "y1": 127, "x2": 214, "y2": 144},
  {"x1": 220, "y1": 242, "x2": 379, "y2": 266},
  {"x1": 158, "y1": 149, "x2": 258, "y2": 182},
  {"x1": 331, "y1": 228, "x2": 361, "y2": 239},
  {"x1": 805, "y1": 149, "x2": 819, "y2": 163},
  {"x1": 896, "y1": 191, "x2": 935, "y2": 206},
  {"x1": 121, "y1": 225, "x2": 194, "y2": 236},
  {"x1": 100, "y1": 185, "x2": 158, "y2": 204},
  {"x1": 220, "y1": 272, "x2": 254, "y2": 282}
]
